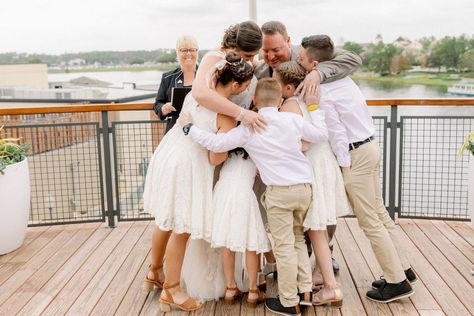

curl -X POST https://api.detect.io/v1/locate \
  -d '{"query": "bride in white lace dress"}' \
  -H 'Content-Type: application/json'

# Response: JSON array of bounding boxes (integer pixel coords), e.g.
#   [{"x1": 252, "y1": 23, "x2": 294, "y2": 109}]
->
[{"x1": 142, "y1": 21, "x2": 263, "y2": 313}]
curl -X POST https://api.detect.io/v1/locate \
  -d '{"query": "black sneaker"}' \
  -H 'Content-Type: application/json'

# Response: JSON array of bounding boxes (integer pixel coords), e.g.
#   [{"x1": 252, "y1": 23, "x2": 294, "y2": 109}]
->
[
  {"x1": 332, "y1": 258, "x2": 340, "y2": 274},
  {"x1": 366, "y1": 279, "x2": 414, "y2": 303},
  {"x1": 298, "y1": 292, "x2": 312, "y2": 306},
  {"x1": 265, "y1": 297, "x2": 301, "y2": 316},
  {"x1": 372, "y1": 267, "x2": 418, "y2": 289}
]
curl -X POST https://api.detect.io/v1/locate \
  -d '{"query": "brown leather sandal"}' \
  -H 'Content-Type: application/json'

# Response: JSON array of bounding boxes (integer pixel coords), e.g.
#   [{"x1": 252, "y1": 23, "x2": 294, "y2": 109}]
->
[
  {"x1": 224, "y1": 286, "x2": 242, "y2": 304},
  {"x1": 313, "y1": 287, "x2": 343, "y2": 308},
  {"x1": 142, "y1": 264, "x2": 164, "y2": 292},
  {"x1": 159, "y1": 282, "x2": 202, "y2": 312},
  {"x1": 247, "y1": 288, "x2": 266, "y2": 308}
]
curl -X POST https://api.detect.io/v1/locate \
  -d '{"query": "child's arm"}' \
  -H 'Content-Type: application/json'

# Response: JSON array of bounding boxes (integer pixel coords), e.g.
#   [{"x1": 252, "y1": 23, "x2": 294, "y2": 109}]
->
[
  {"x1": 178, "y1": 112, "x2": 249, "y2": 152},
  {"x1": 209, "y1": 114, "x2": 237, "y2": 166},
  {"x1": 300, "y1": 110, "x2": 328, "y2": 144}
]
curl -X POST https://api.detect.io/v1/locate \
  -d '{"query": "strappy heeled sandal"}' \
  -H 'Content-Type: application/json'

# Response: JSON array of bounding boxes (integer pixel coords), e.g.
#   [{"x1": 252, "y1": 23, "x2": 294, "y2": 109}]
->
[
  {"x1": 142, "y1": 264, "x2": 164, "y2": 292},
  {"x1": 247, "y1": 288, "x2": 266, "y2": 308},
  {"x1": 224, "y1": 286, "x2": 242, "y2": 304},
  {"x1": 159, "y1": 282, "x2": 202, "y2": 312},
  {"x1": 313, "y1": 287, "x2": 343, "y2": 308}
]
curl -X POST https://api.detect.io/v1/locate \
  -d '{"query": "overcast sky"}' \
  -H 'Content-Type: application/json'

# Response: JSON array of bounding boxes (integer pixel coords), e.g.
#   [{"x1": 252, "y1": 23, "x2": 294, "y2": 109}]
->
[{"x1": 1, "y1": 0, "x2": 472, "y2": 54}]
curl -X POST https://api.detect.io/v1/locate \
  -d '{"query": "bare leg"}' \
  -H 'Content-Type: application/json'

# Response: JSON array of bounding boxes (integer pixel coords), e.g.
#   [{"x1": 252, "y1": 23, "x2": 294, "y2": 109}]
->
[
  {"x1": 246, "y1": 250, "x2": 259, "y2": 300},
  {"x1": 222, "y1": 248, "x2": 238, "y2": 298},
  {"x1": 160, "y1": 232, "x2": 195, "y2": 304},
  {"x1": 308, "y1": 230, "x2": 341, "y2": 301},
  {"x1": 147, "y1": 226, "x2": 171, "y2": 282}
]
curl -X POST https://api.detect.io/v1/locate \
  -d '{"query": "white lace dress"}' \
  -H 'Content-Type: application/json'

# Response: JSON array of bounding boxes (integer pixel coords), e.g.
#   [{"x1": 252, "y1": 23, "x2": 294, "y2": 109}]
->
[
  {"x1": 288, "y1": 97, "x2": 352, "y2": 230},
  {"x1": 143, "y1": 94, "x2": 217, "y2": 241},
  {"x1": 212, "y1": 152, "x2": 271, "y2": 253}
]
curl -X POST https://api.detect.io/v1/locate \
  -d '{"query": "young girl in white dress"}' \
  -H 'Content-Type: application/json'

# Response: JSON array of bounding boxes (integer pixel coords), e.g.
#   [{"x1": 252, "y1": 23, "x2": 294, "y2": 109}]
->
[{"x1": 274, "y1": 61, "x2": 350, "y2": 305}]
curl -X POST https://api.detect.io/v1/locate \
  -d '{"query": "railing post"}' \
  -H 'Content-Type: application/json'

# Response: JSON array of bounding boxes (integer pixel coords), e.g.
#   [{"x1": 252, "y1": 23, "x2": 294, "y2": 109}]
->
[
  {"x1": 101, "y1": 111, "x2": 116, "y2": 227},
  {"x1": 388, "y1": 105, "x2": 398, "y2": 220}
]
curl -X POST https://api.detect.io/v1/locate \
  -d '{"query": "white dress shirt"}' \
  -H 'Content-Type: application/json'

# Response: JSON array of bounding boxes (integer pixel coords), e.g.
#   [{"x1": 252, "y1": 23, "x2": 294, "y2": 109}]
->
[
  {"x1": 320, "y1": 77, "x2": 375, "y2": 167},
  {"x1": 188, "y1": 106, "x2": 328, "y2": 186}
]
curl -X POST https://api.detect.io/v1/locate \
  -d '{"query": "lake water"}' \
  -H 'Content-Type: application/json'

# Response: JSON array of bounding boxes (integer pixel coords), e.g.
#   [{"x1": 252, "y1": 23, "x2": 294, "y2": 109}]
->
[{"x1": 49, "y1": 70, "x2": 460, "y2": 98}]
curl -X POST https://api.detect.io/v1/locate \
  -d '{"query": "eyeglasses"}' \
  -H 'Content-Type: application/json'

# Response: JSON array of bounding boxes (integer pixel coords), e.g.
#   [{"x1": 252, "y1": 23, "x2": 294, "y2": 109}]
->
[{"x1": 178, "y1": 48, "x2": 198, "y2": 54}]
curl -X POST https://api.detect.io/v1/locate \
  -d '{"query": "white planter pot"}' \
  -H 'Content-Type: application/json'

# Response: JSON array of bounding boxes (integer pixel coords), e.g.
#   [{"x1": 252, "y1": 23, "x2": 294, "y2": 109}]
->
[
  {"x1": 469, "y1": 159, "x2": 474, "y2": 227},
  {"x1": 0, "y1": 158, "x2": 30, "y2": 255}
]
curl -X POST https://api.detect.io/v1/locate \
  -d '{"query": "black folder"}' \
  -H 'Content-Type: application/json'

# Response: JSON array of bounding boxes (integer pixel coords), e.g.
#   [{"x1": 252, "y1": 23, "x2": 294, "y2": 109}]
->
[{"x1": 170, "y1": 87, "x2": 192, "y2": 119}]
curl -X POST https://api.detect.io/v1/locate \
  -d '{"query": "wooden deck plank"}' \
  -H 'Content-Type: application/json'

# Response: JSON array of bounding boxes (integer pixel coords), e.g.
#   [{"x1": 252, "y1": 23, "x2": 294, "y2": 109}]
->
[
  {"x1": 40, "y1": 221, "x2": 134, "y2": 316},
  {"x1": 399, "y1": 220, "x2": 471, "y2": 316},
  {"x1": 329, "y1": 239, "x2": 363, "y2": 316},
  {"x1": 432, "y1": 220, "x2": 474, "y2": 263},
  {"x1": 90, "y1": 222, "x2": 153, "y2": 316},
  {"x1": 0, "y1": 224, "x2": 77, "y2": 306},
  {"x1": 414, "y1": 220, "x2": 474, "y2": 287},
  {"x1": 401, "y1": 220, "x2": 474, "y2": 314},
  {"x1": 345, "y1": 218, "x2": 419, "y2": 316},
  {"x1": 65, "y1": 221, "x2": 149, "y2": 315},
  {"x1": 17, "y1": 223, "x2": 112, "y2": 316},
  {"x1": 0, "y1": 225, "x2": 64, "y2": 286},
  {"x1": 0, "y1": 218, "x2": 470, "y2": 316},
  {"x1": 445, "y1": 221, "x2": 474, "y2": 246},
  {"x1": 0, "y1": 223, "x2": 101, "y2": 315},
  {"x1": 335, "y1": 220, "x2": 392, "y2": 316},
  {"x1": 113, "y1": 249, "x2": 152, "y2": 316},
  {"x1": 0, "y1": 225, "x2": 49, "y2": 267}
]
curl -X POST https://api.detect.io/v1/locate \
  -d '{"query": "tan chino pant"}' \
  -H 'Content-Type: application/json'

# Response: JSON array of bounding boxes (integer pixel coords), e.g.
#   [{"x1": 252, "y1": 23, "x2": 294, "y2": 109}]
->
[
  {"x1": 343, "y1": 141, "x2": 407, "y2": 283},
  {"x1": 261, "y1": 183, "x2": 313, "y2": 307}
]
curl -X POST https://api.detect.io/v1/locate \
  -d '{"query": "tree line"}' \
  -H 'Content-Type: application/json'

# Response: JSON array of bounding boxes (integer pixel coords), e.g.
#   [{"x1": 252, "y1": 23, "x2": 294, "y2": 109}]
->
[{"x1": 343, "y1": 34, "x2": 474, "y2": 75}]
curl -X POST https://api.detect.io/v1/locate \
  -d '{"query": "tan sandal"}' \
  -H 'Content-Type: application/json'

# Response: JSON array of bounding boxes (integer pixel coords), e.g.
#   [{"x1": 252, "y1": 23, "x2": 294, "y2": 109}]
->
[
  {"x1": 313, "y1": 287, "x2": 343, "y2": 308},
  {"x1": 159, "y1": 282, "x2": 202, "y2": 312},
  {"x1": 247, "y1": 288, "x2": 266, "y2": 308},
  {"x1": 142, "y1": 264, "x2": 164, "y2": 292},
  {"x1": 224, "y1": 286, "x2": 242, "y2": 304}
]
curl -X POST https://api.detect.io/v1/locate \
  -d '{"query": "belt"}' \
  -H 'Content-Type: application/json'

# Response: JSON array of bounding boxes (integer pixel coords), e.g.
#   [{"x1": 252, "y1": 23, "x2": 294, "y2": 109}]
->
[{"x1": 349, "y1": 136, "x2": 374, "y2": 151}]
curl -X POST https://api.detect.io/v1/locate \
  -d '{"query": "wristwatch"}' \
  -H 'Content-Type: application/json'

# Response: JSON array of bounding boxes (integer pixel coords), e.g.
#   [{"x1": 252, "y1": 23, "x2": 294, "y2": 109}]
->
[{"x1": 183, "y1": 123, "x2": 193, "y2": 135}]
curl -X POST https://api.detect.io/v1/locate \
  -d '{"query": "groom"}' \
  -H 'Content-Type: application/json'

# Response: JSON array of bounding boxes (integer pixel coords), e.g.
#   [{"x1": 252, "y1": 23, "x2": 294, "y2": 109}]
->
[{"x1": 178, "y1": 78, "x2": 328, "y2": 316}]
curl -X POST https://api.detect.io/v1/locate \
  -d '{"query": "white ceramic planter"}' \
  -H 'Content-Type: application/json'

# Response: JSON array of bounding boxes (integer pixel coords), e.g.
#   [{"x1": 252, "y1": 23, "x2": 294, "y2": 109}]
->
[
  {"x1": 469, "y1": 159, "x2": 474, "y2": 227},
  {"x1": 0, "y1": 158, "x2": 30, "y2": 255}
]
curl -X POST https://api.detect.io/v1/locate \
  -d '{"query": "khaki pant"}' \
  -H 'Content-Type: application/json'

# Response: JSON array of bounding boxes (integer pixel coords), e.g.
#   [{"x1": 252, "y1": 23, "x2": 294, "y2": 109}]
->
[
  {"x1": 343, "y1": 141, "x2": 408, "y2": 283},
  {"x1": 261, "y1": 183, "x2": 313, "y2": 307}
]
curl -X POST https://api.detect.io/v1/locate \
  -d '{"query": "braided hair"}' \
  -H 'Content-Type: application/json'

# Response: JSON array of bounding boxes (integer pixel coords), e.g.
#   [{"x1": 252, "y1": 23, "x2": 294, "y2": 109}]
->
[{"x1": 216, "y1": 51, "x2": 254, "y2": 85}]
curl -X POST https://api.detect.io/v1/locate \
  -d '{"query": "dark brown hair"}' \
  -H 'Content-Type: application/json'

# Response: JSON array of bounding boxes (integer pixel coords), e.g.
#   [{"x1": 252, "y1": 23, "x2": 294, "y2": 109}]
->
[
  {"x1": 261, "y1": 21, "x2": 288, "y2": 40},
  {"x1": 222, "y1": 21, "x2": 262, "y2": 52},
  {"x1": 217, "y1": 51, "x2": 254, "y2": 85},
  {"x1": 301, "y1": 35, "x2": 335, "y2": 62},
  {"x1": 275, "y1": 61, "x2": 307, "y2": 87}
]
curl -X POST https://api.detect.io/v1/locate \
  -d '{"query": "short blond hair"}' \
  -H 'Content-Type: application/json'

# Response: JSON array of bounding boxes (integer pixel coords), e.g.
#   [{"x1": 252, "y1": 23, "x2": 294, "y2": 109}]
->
[
  {"x1": 176, "y1": 35, "x2": 198, "y2": 50},
  {"x1": 275, "y1": 61, "x2": 307, "y2": 88},
  {"x1": 255, "y1": 78, "x2": 282, "y2": 106}
]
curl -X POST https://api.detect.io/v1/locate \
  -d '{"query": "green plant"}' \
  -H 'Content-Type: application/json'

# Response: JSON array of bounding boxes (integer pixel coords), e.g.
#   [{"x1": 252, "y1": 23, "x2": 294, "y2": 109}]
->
[
  {"x1": 458, "y1": 131, "x2": 474, "y2": 158},
  {"x1": 0, "y1": 126, "x2": 29, "y2": 175}
]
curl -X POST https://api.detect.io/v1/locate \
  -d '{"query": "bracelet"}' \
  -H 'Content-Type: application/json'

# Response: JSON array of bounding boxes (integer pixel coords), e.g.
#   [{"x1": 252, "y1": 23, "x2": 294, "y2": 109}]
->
[
  {"x1": 307, "y1": 104, "x2": 319, "y2": 111},
  {"x1": 236, "y1": 108, "x2": 246, "y2": 121}
]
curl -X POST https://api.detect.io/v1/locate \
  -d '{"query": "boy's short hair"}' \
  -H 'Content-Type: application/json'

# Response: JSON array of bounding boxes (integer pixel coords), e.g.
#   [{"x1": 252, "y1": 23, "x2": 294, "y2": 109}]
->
[
  {"x1": 275, "y1": 61, "x2": 307, "y2": 87},
  {"x1": 301, "y1": 35, "x2": 334, "y2": 62},
  {"x1": 255, "y1": 78, "x2": 282, "y2": 105}
]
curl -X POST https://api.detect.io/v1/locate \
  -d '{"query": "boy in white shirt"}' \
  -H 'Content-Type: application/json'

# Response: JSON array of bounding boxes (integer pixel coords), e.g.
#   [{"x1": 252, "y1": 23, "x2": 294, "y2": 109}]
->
[{"x1": 178, "y1": 78, "x2": 327, "y2": 316}]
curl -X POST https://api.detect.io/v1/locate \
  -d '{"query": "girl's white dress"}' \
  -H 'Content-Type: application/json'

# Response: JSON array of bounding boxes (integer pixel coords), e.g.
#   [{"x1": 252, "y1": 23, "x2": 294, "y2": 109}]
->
[
  {"x1": 143, "y1": 94, "x2": 217, "y2": 241},
  {"x1": 212, "y1": 152, "x2": 271, "y2": 253},
  {"x1": 288, "y1": 96, "x2": 352, "y2": 230}
]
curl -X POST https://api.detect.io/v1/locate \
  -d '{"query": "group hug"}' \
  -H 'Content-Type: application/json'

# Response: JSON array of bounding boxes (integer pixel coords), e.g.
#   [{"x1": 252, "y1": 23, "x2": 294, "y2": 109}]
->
[{"x1": 143, "y1": 20, "x2": 417, "y2": 316}]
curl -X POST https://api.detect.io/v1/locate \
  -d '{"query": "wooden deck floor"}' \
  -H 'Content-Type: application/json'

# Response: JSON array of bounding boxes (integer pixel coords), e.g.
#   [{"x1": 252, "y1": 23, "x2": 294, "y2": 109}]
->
[{"x1": 0, "y1": 218, "x2": 472, "y2": 316}]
